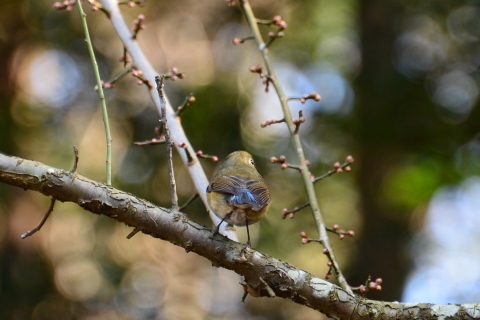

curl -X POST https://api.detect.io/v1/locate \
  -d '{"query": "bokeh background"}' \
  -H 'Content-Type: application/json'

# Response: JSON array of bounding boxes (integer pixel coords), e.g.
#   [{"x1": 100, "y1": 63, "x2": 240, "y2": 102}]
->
[{"x1": 1, "y1": 0, "x2": 480, "y2": 319}]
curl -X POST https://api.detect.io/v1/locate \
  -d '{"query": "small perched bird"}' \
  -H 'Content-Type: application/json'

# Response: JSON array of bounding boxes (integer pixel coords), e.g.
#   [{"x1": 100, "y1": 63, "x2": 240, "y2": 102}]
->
[{"x1": 207, "y1": 151, "x2": 271, "y2": 247}]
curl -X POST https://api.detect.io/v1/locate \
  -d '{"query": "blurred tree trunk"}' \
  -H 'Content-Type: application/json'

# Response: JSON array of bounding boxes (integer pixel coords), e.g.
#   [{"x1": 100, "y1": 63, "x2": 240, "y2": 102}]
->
[{"x1": 351, "y1": 0, "x2": 414, "y2": 300}]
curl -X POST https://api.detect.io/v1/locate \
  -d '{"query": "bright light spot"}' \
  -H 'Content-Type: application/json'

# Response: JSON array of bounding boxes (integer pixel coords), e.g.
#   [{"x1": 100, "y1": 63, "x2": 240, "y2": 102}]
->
[
  {"x1": 431, "y1": 70, "x2": 478, "y2": 122},
  {"x1": 403, "y1": 177, "x2": 480, "y2": 303},
  {"x1": 306, "y1": 64, "x2": 354, "y2": 115},
  {"x1": 55, "y1": 257, "x2": 104, "y2": 301},
  {"x1": 394, "y1": 32, "x2": 447, "y2": 78},
  {"x1": 29, "y1": 49, "x2": 81, "y2": 108}
]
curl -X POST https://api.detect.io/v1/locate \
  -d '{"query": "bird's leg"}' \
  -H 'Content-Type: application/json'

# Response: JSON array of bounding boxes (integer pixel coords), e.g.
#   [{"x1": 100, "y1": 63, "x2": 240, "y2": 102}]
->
[
  {"x1": 234, "y1": 218, "x2": 251, "y2": 262},
  {"x1": 244, "y1": 218, "x2": 251, "y2": 248},
  {"x1": 211, "y1": 212, "x2": 232, "y2": 236}
]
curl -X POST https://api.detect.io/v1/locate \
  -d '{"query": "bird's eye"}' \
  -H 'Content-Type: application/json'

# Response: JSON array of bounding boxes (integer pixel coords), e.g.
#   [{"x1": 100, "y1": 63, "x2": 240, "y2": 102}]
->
[{"x1": 250, "y1": 159, "x2": 255, "y2": 166}]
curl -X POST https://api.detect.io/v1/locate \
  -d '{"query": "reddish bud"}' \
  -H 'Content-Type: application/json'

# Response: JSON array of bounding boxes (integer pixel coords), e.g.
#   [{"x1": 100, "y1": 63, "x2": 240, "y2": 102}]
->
[
  {"x1": 281, "y1": 163, "x2": 288, "y2": 169},
  {"x1": 211, "y1": 156, "x2": 218, "y2": 162},
  {"x1": 268, "y1": 31, "x2": 275, "y2": 38},
  {"x1": 307, "y1": 92, "x2": 321, "y2": 101},
  {"x1": 345, "y1": 155, "x2": 354, "y2": 162},
  {"x1": 376, "y1": 285, "x2": 382, "y2": 291},
  {"x1": 270, "y1": 156, "x2": 278, "y2": 163},
  {"x1": 151, "y1": 138, "x2": 157, "y2": 143},
  {"x1": 232, "y1": 37, "x2": 243, "y2": 45},
  {"x1": 336, "y1": 168, "x2": 343, "y2": 173},
  {"x1": 277, "y1": 21, "x2": 287, "y2": 30},
  {"x1": 322, "y1": 248, "x2": 329, "y2": 254},
  {"x1": 272, "y1": 15, "x2": 282, "y2": 23},
  {"x1": 301, "y1": 238, "x2": 310, "y2": 244},
  {"x1": 369, "y1": 282, "x2": 376, "y2": 290},
  {"x1": 305, "y1": 160, "x2": 311, "y2": 166},
  {"x1": 344, "y1": 166, "x2": 351, "y2": 172},
  {"x1": 277, "y1": 32, "x2": 284, "y2": 38},
  {"x1": 359, "y1": 285, "x2": 366, "y2": 293},
  {"x1": 299, "y1": 231, "x2": 307, "y2": 238},
  {"x1": 375, "y1": 278, "x2": 383, "y2": 284},
  {"x1": 327, "y1": 261, "x2": 333, "y2": 266},
  {"x1": 279, "y1": 155, "x2": 286, "y2": 162},
  {"x1": 171, "y1": 67, "x2": 178, "y2": 73},
  {"x1": 289, "y1": 213, "x2": 294, "y2": 218},
  {"x1": 196, "y1": 150, "x2": 203, "y2": 155},
  {"x1": 188, "y1": 96, "x2": 195, "y2": 103},
  {"x1": 333, "y1": 162, "x2": 341, "y2": 169},
  {"x1": 249, "y1": 65, "x2": 262, "y2": 73},
  {"x1": 347, "y1": 230, "x2": 355, "y2": 237},
  {"x1": 338, "y1": 234, "x2": 345, "y2": 240},
  {"x1": 333, "y1": 224, "x2": 339, "y2": 230}
]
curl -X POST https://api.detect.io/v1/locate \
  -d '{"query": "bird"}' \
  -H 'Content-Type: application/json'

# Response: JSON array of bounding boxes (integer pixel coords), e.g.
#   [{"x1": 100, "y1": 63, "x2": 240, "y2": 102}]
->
[{"x1": 206, "y1": 151, "x2": 271, "y2": 247}]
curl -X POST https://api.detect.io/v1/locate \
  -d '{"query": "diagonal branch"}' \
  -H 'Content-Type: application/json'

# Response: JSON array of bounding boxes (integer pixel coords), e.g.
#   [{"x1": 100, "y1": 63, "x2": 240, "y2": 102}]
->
[
  {"x1": 1, "y1": 153, "x2": 478, "y2": 319},
  {"x1": 100, "y1": 0, "x2": 237, "y2": 240},
  {"x1": 238, "y1": 0, "x2": 351, "y2": 292}
]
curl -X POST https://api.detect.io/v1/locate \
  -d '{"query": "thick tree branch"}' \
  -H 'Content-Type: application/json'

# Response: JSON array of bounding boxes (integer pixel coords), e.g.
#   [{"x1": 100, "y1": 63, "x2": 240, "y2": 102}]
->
[{"x1": 1, "y1": 153, "x2": 479, "y2": 319}]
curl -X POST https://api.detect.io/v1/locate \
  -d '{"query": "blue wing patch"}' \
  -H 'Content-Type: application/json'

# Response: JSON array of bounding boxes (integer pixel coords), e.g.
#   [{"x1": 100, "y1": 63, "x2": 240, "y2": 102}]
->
[{"x1": 228, "y1": 189, "x2": 258, "y2": 207}]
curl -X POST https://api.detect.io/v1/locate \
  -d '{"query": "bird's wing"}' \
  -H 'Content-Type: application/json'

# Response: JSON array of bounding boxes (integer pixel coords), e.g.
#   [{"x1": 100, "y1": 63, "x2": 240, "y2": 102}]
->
[{"x1": 207, "y1": 175, "x2": 270, "y2": 211}]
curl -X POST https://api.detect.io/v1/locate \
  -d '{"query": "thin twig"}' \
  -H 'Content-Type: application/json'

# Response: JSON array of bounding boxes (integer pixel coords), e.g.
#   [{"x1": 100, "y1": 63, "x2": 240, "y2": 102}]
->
[
  {"x1": 77, "y1": 1, "x2": 112, "y2": 185},
  {"x1": 238, "y1": 0, "x2": 352, "y2": 293},
  {"x1": 21, "y1": 197, "x2": 56, "y2": 239},
  {"x1": 156, "y1": 75, "x2": 179, "y2": 211},
  {"x1": 281, "y1": 202, "x2": 310, "y2": 219},
  {"x1": 71, "y1": 146, "x2": 79, "y2": 173},
  {"x1": 126, "y1": 228, "x2": 141, "y2": 239},
  {"x1": 105, "y1": 67, "x2": 132, "y2": 87},
  {"x1": 259, "y1": 277, "x2": 276, "y2": 297},
  {"x1": 175, "y1": 93, "x2": 195, "y2": 116},
  {"x1": 314, "y1": 159, "x2": 354, "y2": 183},
  {"x1": 178, "y1": 193, "x2": 199, "y2": 211}
]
